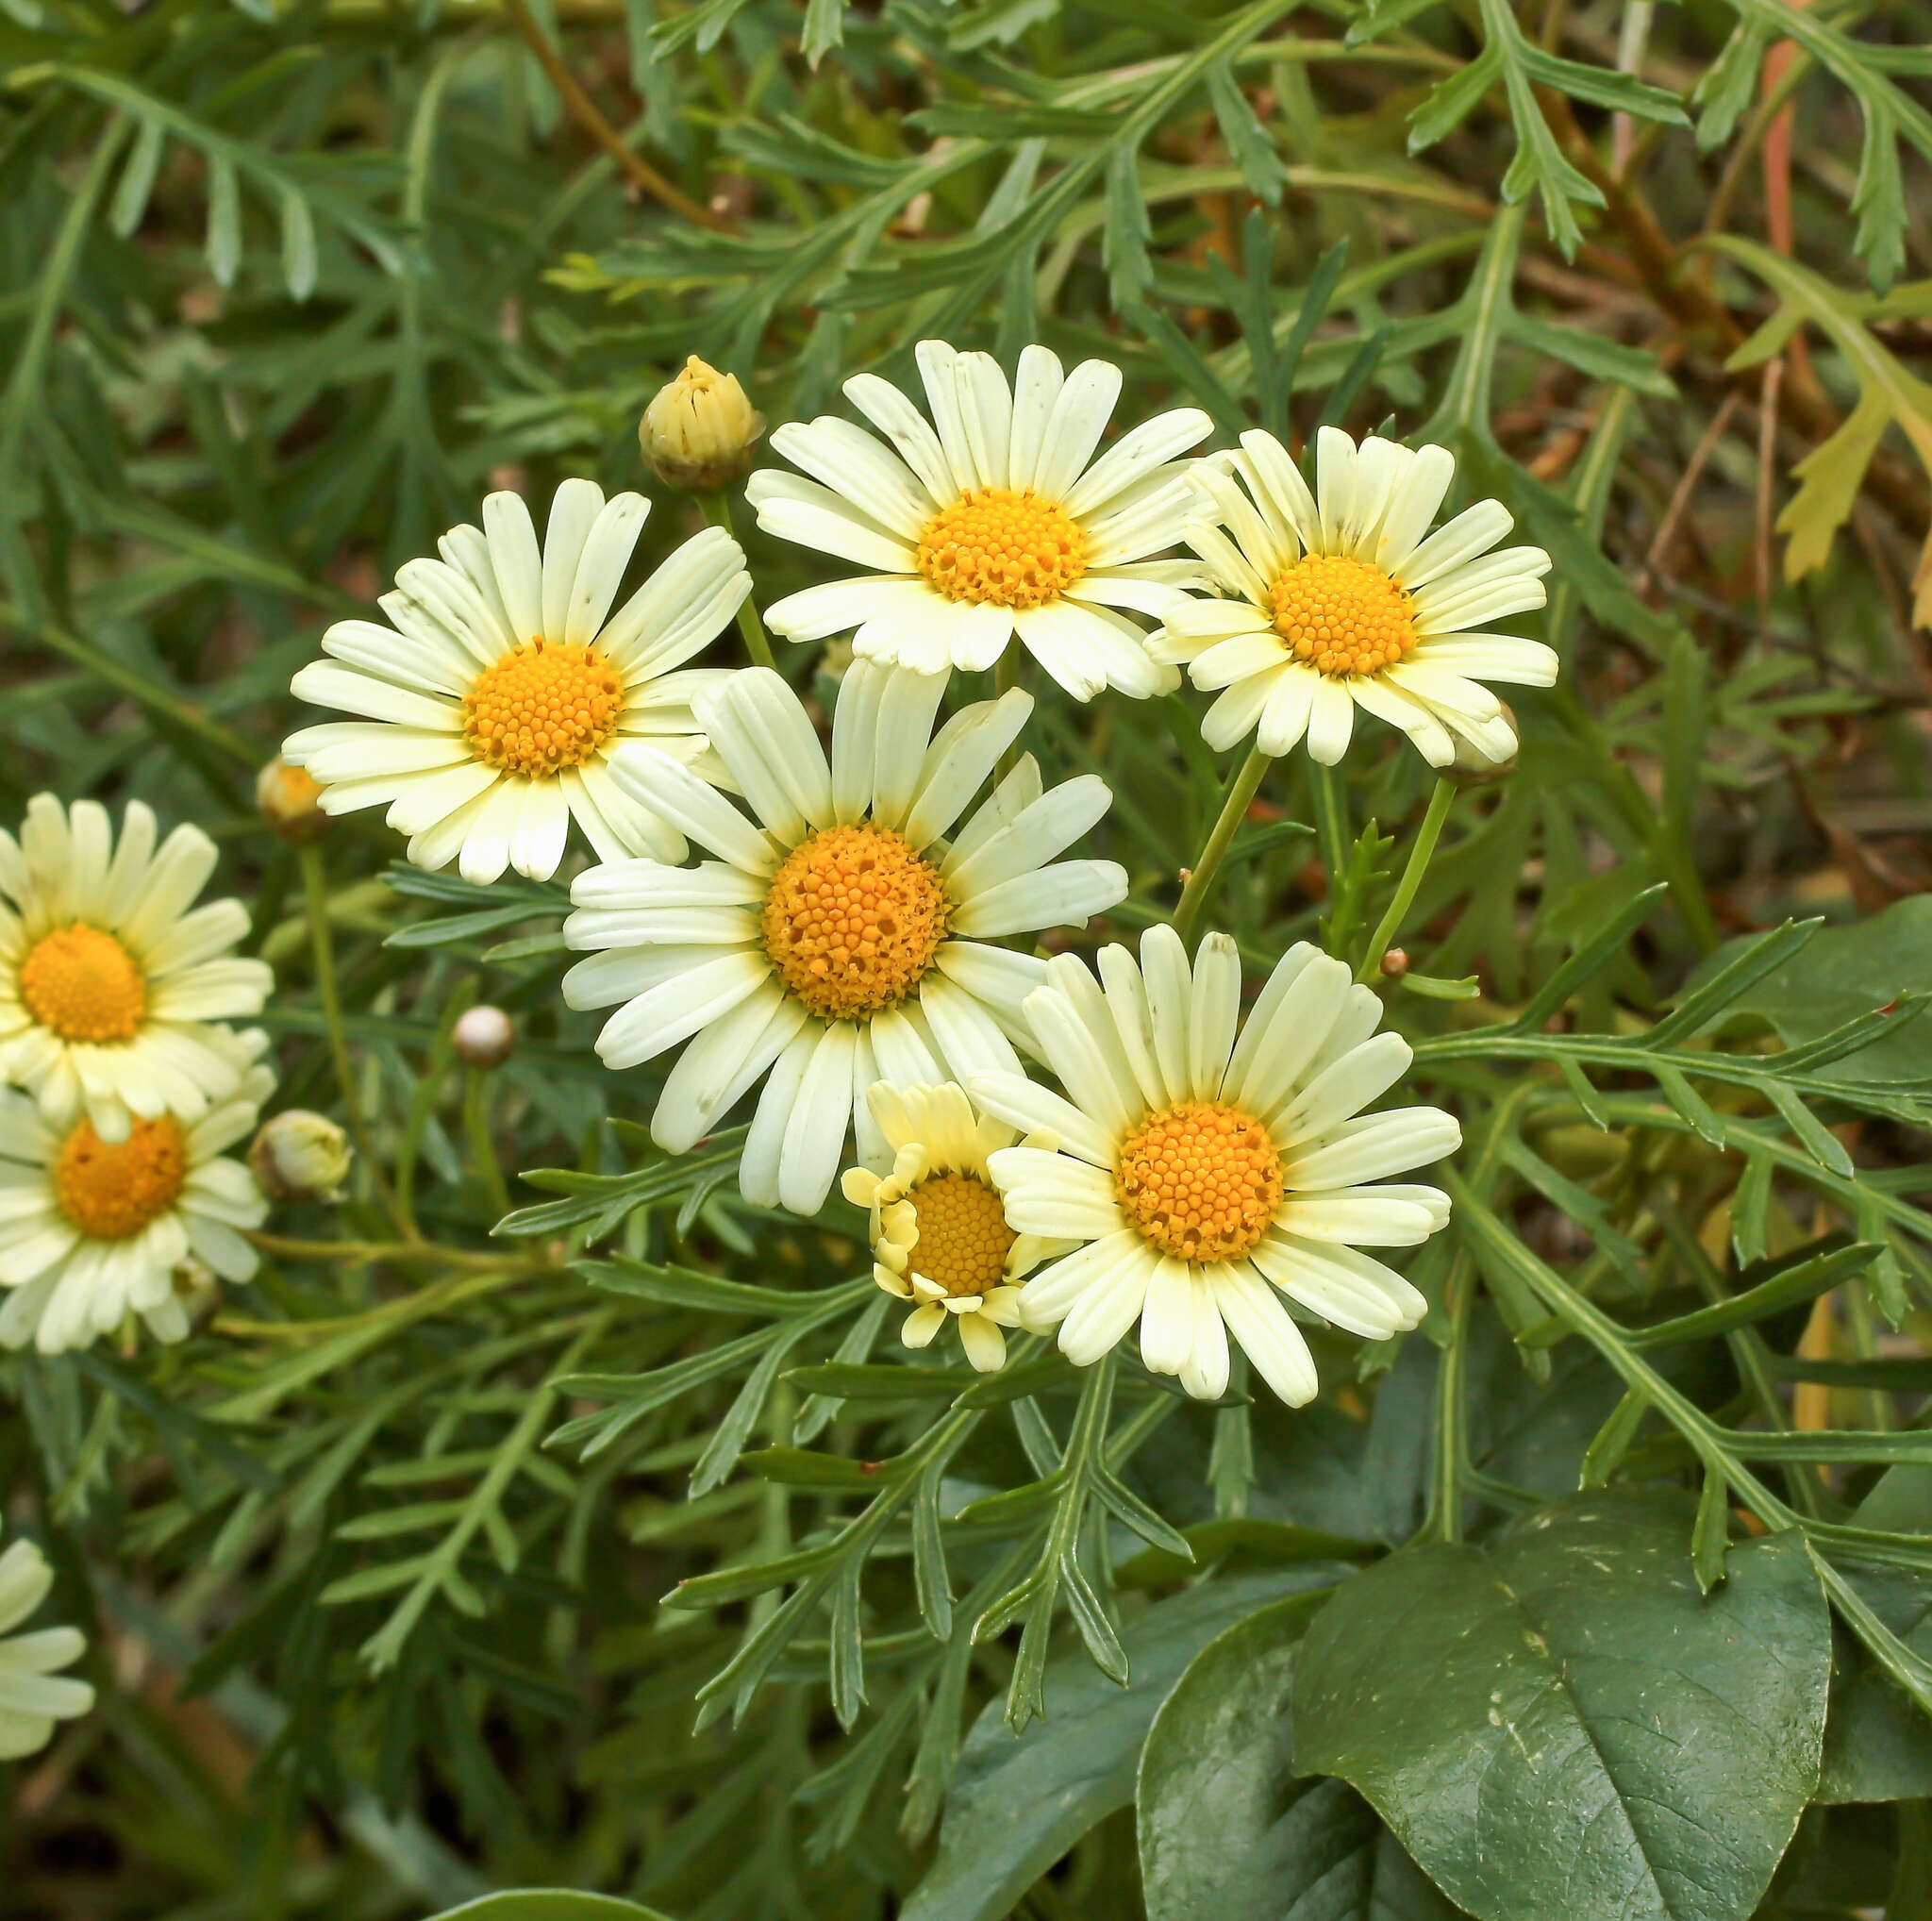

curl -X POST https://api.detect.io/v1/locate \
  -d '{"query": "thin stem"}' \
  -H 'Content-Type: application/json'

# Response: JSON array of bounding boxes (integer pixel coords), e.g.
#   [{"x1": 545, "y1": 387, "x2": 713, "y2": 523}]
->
[
  {"x1": 498, "y1": 0, "x2": 729, "y2": 231},
  {"x1": 699, "y1": 492, "x2": 776, "y2": 670},
  {"x1": 1424, "y1": 1258, "x2": 1474, "y2": 1543},
  {"x1": 299, "y1": 844, "x2": 406, "y2": 1235},
  {"x1": 394, "y1": 979, "x2": 476, "y2": 1234},
  {"x1": 244, "y1": 1231, "x2": 527, "y2": 1269},
  {"x1": 464, "y1": 1063, "x2": 515, "y2": 1224},
  {"x1": 1358, "y1": 778, "x2": 1454, "y2": 983},
  {"x1": 1308, "y1": 758, "x2": 1349, "y2": 883},
  {"x1": 1174, "y1": 747, "x2": 1271, "y2": 945}
]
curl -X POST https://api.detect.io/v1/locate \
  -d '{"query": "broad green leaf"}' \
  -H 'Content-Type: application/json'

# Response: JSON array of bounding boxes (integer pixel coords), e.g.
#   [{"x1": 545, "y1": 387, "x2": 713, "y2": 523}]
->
[
  {"x1": 1292, "y1": 1489, "x2": 1831, "y2": 1921},
  {"x1": 1137, "y1": 1596, "x2": 1458, "y2": 1921},
  {"x1": 900, "y1": 1571, "x2": 1342, "y2": 1921},
  {"x1": 1698, "y1": 894, "x2": 1932, "y2": 1090},
  {"x1": 426, "y1": 1897, "x2": 675, "y2": 1920}
]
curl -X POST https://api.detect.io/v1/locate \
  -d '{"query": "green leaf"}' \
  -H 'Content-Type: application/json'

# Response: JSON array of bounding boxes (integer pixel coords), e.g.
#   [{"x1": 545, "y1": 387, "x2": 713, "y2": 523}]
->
[
  {"x1": 425, "y1": 1897, "x2": 676, "y2": 1921},
  {"x1": 1137, "y1": 1595, "x2": 1458, "y2": 1921},
  {"x1": 1292, "y1": 1489, "x2": 1831, "y2": 1921},
  {"x1": 900, "y1": 1572, "x2": 1338, "y2": 1921}
]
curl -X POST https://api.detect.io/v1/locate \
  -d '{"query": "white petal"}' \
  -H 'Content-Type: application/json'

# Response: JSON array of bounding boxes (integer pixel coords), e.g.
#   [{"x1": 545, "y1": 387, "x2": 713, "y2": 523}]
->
[
  {"x1": 777, "y1": 1022, "x2": 858, "y2": 1215},
  {"x1": 1210, "y1": 1262, "x2": 1318, "y2": 1406}
]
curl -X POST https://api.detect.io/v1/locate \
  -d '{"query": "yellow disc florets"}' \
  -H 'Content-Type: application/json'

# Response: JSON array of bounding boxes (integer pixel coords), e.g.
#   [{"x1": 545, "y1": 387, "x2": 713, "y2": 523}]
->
[
  {"x1": 761, "y1": 824, "x2": 950, "y2": 1021},
  {"x1": 1114, "y1": 1099, "x2": 1284, "y2": 1263},
  {"x1": 462, "y1": 640, "x2": 625, "y2": 776},
  {"x1": 918, "y1": 487, "x2": 1089, "y2": 609},
  {"x1": 1268, "y1": 553, "x2": 1419, "y2": 678},
  {"x1": 18, "y1": 925, "x2": 149, "y2": 1044},
  {"x1": 906, "y1": 1171, "x2": 1016, "y2": 1298},
  {"x1": 55, "y1": 1114, "x2": 188, "y2": 1240}
]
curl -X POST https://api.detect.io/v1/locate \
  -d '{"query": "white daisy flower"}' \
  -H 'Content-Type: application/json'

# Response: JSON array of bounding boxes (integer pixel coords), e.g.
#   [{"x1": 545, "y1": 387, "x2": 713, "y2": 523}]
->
[
  {"x1": 282, "y1": 480, "x2": 752, "y2": 883},
  {"x1": 841, "y1": 1081, "x2": 1065, "y2": 1372},
  {"x1": 0, "y1": 1039, "x2": 273, "y2": 1354},
  {"x1": 0, "y1": 1530, "x2": 93, "y2": 1760},
  {"x1": 746, "y1": 339, "x2": 1211, "y2": 700},
  {"x1": 1155, "y1": 426, "x2": 1557, "y2": 767},
  {"x1": 973, "y1": 927, "x2": 1458, "y2": 1405},
  {"x1": 0, "y1": 796, "x2": 273, "y2": 1144},
  {"x1": 562, "y1": 660, "x2": 1127, "y2": 1217}
]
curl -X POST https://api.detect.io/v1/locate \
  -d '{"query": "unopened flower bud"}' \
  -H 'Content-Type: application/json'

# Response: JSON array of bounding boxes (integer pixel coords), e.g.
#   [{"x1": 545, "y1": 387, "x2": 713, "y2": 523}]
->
[
  {"x1": 249, "y1": 1109, "x2": 352, "y2": 1203},
  {"x1": 1446, "y1": 702, "x2": 1518, "y2": 786},
  {"x1": 257, "y1": 756, "x2": 329, "y2": 842},
  {"x1": 1380, "y1": 947, "x2": 1409, "y2": 978},
  {"x1": 453, "y1": 1004, "x2": 515, "y2": 1070},
  {"x1": 640, "y1": 355, "x2": 764, "y2": 493}
]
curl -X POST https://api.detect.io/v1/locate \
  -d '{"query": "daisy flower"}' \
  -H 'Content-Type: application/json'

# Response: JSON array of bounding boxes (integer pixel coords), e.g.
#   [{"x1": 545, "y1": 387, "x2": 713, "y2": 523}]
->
[
  {"x1": 562, "y1": 660, "x2": 1126, "y2": 1217},
  {"x1": 746, "y1": 340, "x2": 1210, "y2": 699},
  {"x1": 0, "y1": 796, "x2": 273, "y2": 1144},
  {"x1": 0, "y1": 1530, "x2": 93, "y2": 1759},
  {"x1": 973, "y1": 927, "x2": 1458, "y2": 1405},
  {"x1": 1155, "y1": 426, "x2": 1557, "y2": 767},
  {"x1": 282, "y1": 480, "x2": 751, "y2": 883},
  {"x1": 841, "y1": 1081, "x2": 1064, "y2": 1372},
  {"x1": 0, "y1": 1037, "x2": 274, "y2": 1354}
]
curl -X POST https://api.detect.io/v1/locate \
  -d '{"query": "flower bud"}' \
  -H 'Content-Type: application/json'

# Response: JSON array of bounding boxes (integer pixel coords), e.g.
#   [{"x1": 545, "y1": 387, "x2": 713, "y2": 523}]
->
[
  {"x1": 257, "y1": 756, "x2": 329, "y2": 842},
  {"x1": 172, "y1": 1257, "x2": 223, "y2": 1330},
  {"x1": 453, "y1": 1004, "x2": 515, "y2": 1070},
  {"x1": 640, "y1": 355, "x2": 764, "y2": 492},
  {"x1": 1446, "y1": 702, "x2": 1518, "y2": 786},
  {"x1": 248, "y1": 1109, "x2": 352, "y2": 1203}
]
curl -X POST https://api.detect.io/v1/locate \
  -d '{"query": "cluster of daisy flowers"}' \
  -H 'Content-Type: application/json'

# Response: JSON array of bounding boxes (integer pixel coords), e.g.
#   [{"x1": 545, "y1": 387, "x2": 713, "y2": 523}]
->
[
  {"x1": 0, "y1": 796, "x2": 276, "y2": 1358},
  {"x1": 282, "y1": 337, "x2": 1561, "y2": 1407}
]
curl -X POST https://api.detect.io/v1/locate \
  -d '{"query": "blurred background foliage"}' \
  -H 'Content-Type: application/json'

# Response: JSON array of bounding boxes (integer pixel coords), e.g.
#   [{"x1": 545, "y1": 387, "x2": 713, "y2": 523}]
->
[{"x1": 0, "y1": 0, "x2": 1930, "y2": 1917}]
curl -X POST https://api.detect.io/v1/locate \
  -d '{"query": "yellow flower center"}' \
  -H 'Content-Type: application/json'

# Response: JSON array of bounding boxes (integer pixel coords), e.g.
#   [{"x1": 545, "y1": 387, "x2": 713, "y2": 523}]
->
[
  {"x1": 760, "y1": 823, "x2": 951, "y2": 1021},
  {"x1": 907, "y1": 1171, "x2": 1016, "y2": 1298},
  {"x1": 18, "y1": 925, "x2": 149, "y2": 1044},
  {"x1": 1114, "y1": 1099, "x2": 1284, "y2": 1263},
  {"x1": 55, "y1": 1114, "x2": 188, "y2": 1241},
  {"x1": 917, "y1": 487, "x2": 1089, "y2": 609},
  {"x1": 462, "y1": 639, "x2": 625, "y2": 776},
  {"x1": 1269, "y1": 553, "x2": 1419, "y2": 678}
]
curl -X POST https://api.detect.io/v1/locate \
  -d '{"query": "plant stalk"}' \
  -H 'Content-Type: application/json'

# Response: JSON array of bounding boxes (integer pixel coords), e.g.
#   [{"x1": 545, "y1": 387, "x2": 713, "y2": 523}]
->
[{"x1": 1174, "y1": 746, "x2": 1271, "y2": 944}]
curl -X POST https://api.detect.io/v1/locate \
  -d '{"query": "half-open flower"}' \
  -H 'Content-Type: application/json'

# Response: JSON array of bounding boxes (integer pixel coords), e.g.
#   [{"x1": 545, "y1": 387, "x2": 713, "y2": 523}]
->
[
  {"x1": 747, "y1": 340, "x2": 1209, "y2": 699},
  {"x1": 0, "y1": 796, "x2": 272, "y2": 1143},
  {"x1": 0, "y1": 1530, "x2": 94, "y2": 1759},
  {"x1": 283, "y1": 481, "x2": 750, "y2": 883},
  {"x1": 1156, "y1": 426, "x2": 1556, "y2": 767},
  {"x1": 0, "y1": 1037, "x2": 273, "y2": 1353},
  {"x1": 841, "y1": 1080, "x2": 1061, "y2": 1371},
  {"x1": 974, "y1": 926, "x2": 1457, "y2": 1404},
  {"x1": 562, "y1": 662, "x2": 1126, "y2": 1217}
]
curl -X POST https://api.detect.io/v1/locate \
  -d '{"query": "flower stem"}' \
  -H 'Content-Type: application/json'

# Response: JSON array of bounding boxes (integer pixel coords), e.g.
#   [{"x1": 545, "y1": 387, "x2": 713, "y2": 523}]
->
[
  {"x1": 1308, "y1": 758, "x2": 1350, "y2": 880},
  {"x1": 464, "y1": 1062, "x2": 515, "y2": 1225},
  {"x1": 299, "y1": 844, "x2": 407, "y2": 1236},
  {"x1": 1357, "y1": 777, "x2": 1455, "y2": 983},
  {"x1": 1174, "y1": 746, "x2": 1272, "y2": 945},
  {"x1": 699, "y1": 491, "x2": 776, "y2": 671}
]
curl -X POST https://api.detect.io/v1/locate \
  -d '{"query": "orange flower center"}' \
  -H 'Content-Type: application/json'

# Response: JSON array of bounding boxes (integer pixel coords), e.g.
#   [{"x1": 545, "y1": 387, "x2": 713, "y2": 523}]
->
[
  {"x1": 462, "y1": 639, "x2": 625, "y2": 776},
  {"x1": 1269, "y1": 554, "x2": 1419, "y2": 678},
  {"x1": 55, "y1": 1114, "x2": 189, "y2": 1240},
  {"x1": 760, "y1": 824, "x2": 950, "y2": 1021},
  {"x1": 917, "y1": 487, "x2": 1089, "y2": 609},
  {"x1": 1114, "y1": 1099, "x2": 1284, "y2": 1263},
  {"x1": 907, "y1": 1172, "x2": 1016, "y2": 1298},
  {"x1": 18, "y1": 925, "x2": 148, "y2": 1043}
]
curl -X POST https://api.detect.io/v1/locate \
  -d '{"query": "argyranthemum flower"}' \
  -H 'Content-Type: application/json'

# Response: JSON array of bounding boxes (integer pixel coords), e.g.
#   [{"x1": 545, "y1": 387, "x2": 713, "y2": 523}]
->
[
  {"x1": 0, "y1": 796, "x2": 273, "y2": 1144},
  {"x1": 0, "y1": 1037, "x2": 273, "y2": 1353},
  {"x1": 0, "y1": 1530, "x2": 93, "y2": 1759},
  {"x1": 562, "y1": 661, "x2": 1126, "y2": 1216},
  {"x1": 972, "y1": 927, "x2": 1458, "y2": 1404},
  {"x1": 746, "y1": 340, "x2": 1210, "y2": 699},
  {"x1": 841, "y1": 1081, "x2": 1064, "y2": 1372},
  {"x1": 282, "y1": 480, "x2": 751, "y2": 883},
  {"x1": 1155, "y1": 426, "x2": 1557, "y2": 767}
]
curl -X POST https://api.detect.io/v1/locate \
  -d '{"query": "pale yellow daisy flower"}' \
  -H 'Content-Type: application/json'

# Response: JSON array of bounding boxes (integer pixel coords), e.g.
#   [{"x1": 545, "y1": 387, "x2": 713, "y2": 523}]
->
[{"x1": 0, "y1": 1530, "x2": 93, "y2": 1759}]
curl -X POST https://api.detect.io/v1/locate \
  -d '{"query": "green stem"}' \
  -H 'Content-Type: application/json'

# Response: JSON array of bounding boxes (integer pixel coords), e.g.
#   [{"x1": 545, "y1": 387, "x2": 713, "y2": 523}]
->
[
  {"x1": 1424, "y1": 1259, "x2": 1474, "y2": 1543},
  {"x1": 463, "y1": 1063, "x2": 514, "y2": 1224},
  {"x1": 1308, "y1": 758, "x2": 1349, "y2": 883},
  {"x1": 699, "y1": 492, "x2": 776, "y2": 670},
  {"x1": 393, "y1": 979, "x2": 477, "y2": 1235},
  {"x1": 1358, "y1": 777, "x2": 1454, "y2": 983},
  {"x1": 300, "y1": 844, "x2": 406, "y2": 1235},
  {"x1": 1174, "y1": 747, "x2": 1271, "y2": 945}
]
